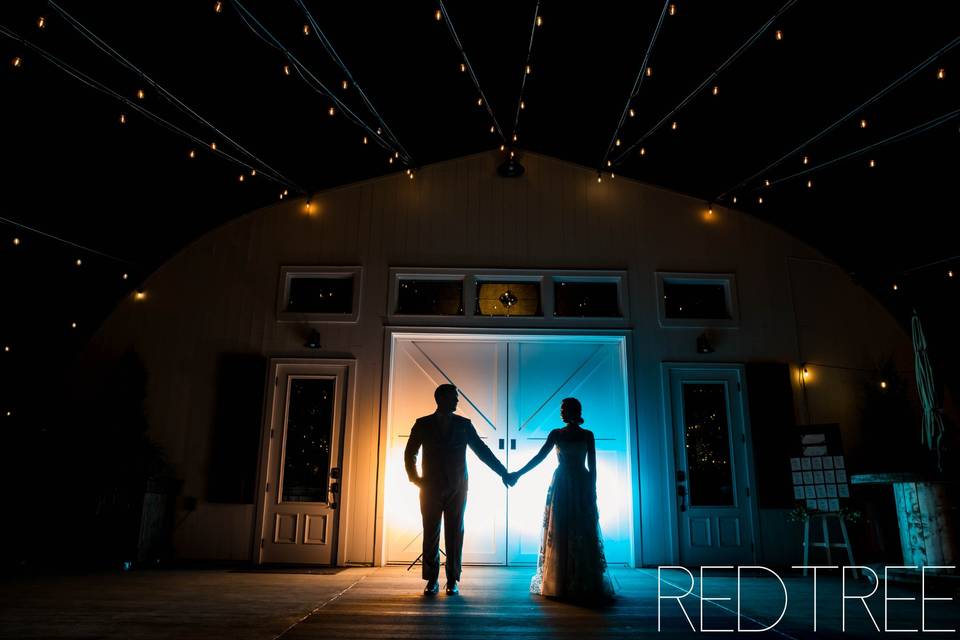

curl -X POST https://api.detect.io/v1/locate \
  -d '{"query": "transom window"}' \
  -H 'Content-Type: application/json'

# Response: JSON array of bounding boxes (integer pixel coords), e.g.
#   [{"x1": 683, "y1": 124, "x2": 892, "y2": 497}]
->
[
  {"x1": 656, "y1": 272, "x2": 738, "y2": 328},
  {"x1": 277, "y1": 266, "x2": 362, "y2": 322}
]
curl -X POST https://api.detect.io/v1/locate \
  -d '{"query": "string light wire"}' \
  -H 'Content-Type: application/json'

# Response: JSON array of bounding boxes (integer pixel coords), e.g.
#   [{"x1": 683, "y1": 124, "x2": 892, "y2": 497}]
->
[
  {"x1": 0, "y1": 23, "x2": 299, "y2": 191},
  {"x1": 509, "y1": 0, "x2": 541, "y2": 146},
  {"x1": 436, "y1": 0, "x2": 506, "y2": 143},
  {"x1": 292, "y1": 0, "x2": 413, "y2": 164},
  {"x1": 229, "y1": 0, "x2": 412, "y2": 164},
  {"x1": 612, "y1": 0, "x2": 799, "y2": 166},
  {"x1": 0, "y1": 215, "x2": 134, "y2": 265},
  {"x1": 717, "y1": 34, "x2": 960, "y2": 201},
  {"x1": 46, "y1": 1, "x2": 299, "y2": 190},
  {"x1": 600, "y1": 0, "x2": 670, "y2": 171}
]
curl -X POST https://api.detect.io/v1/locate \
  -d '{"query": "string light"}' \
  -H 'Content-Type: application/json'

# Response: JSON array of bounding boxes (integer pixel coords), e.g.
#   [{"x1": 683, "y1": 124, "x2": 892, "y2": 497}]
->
[
  {"x1": 3, "y1": 346, "x2": 9, "y2": 353},
  {"x1": 880, "y1": 380, "x2": 888, "y2": 389},
  {"x1": 859, "y1": 118, "x2": 868, "y2": 128},
  {"x1": 11, "y1": 56, "x2": 22, "y2": 68},
  {"x1": 75, "y1": 258, "x2": 82, "y2": 266},
  {"x1": 732, "y1": 196, "x2": 738, "y2": 204},
  {"x1": 303, "y1": 24, "x2": 310, "y2": 36},
  {"x1": 639, "y1": 147, "x2": 646, "y2": 156},
  {"x1": 892, "y1": 283, "x2": 898, "y2": 291},
  {"x1": 536, "y1": 15, "x2": 543, "y2": 27},
  {"x1": 764, "y1": 179, "x2": 770, "y2": 187},
  {"x1": 122, "y1": 273, "x2": 129, "y2": 280},
  {"x1": 70, "y1": 321, "x2": 78, "y2": 329},
  {"x1": 802, "y1": 155, "x2": 809, "y2": 165},
  {"x1": 214, "y1": 1, "x2": 222, "y2": 13},
  {"x1": 512, "y1": 133, "x2": 518, "y2": 142},
  {"x1": 37, "y1": 16, "x2": 46, "y2": 29},
  {"x1": 12, "y1": 237, "x2": 20, "y2": 246},
  {"x1": 937, "y1": 67, "x2": 945, "y2": 80},
  {"x1": 615, "y1": 138, "x2": 621, "y2": 147},
  {"x1": 250, "y1": 169, "x2": 256, "y2": 176},
  {"x1": 477, "y1": 97, "x2": 483, "y2": 106},
  {"x1": 869, "y1": 158, "x2": 876, "y2": 168},
  {"x1": 362, "y1": 135, "x2": 368, "y2": 144},
  {"x1": 948, "y1": 270, "x2": 954, "y2": 278},
  {"x1": 328, "y1": 106, "x2": 335, "y2": 116},
  {"x1": 646, "y1": 66, "x2": 653, "y2": 77},
  {"x1": 629, "y1": 108, "x2": 635, "y2": 117},
  {"x1": 712, "y1": 85, "x2": 719, "y2": 96},
  {"x1": 460, "y1": 62, "x2": 466, "y2": 72},
  {"x1": 136, "y1": 88, "x2": 145, "y2": 100},
  {"x1": 806, "y1": 179, "x2": 813, "y2": 188},
  {"x1": 775, "y1": 29, "x2": 783, "y2": 41},
  {"x1": 435, "y1": 8, "x2": 442, "y2": 21},
  {"x1": 188, "y1": 149, "x2": 196, "y2": 159},
  {"x1": 671, "y1": 120, "x2": 678, "y2": 130},
  {"x1": 669, "y1": 3, "x2": 677, "y2": 16},
  {"x1": 610, "y1": 172, "x2": 615, "y2": 179},
  {"x1": 597, "y1": 173, "x2": 602, "y2": 183},
  {"x1": 283, "y1": 64, "x2": 291, "y2": 76},
  {"x1": 525, "y1": 64, "x2": 531, "y2": 75},
  {"x1": 388, "y1": 156, "x2": 394, "y2": 164},
  {"x1": 210, "y1": 142, "x2": 217, "y2": 151},
  {"x1": 341, "y1": 79, "x2": 348, "y2": 90},
  {"x1": 758, "y1": 196, "x2": 764, "y2": 204},
  {"x1": 490, "y1": 125, "x2": 495, "y2": 133},
  {"x1": 520, "y1": 100, "x2": 525, "y2": 110},
  {"x1": 119, "y1": 113, "x2": 126, "y2": 124},
  {"x1": 238, "y1": 174, "x2": 245, "y2": 182},
  {"x1": 134, "y1": 290, "x2": 146, "y2": 300},
  {"x1": 607, "y1": 160, "x2": 612, "y2": 167}
]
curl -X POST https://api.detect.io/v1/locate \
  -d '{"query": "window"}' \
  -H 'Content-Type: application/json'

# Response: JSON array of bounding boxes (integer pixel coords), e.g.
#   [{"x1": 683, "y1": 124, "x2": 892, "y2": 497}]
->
[
  {"x1": 475, "y1": 281, "x2": 541, "y2": 317},
  {"x1": 656, "y1": 272, "x2": 738, "y2": 328},
  {"x1": 395, "y1": 278, "x2": 464, "y2": 315},
  {"x1": 277, "y1": 266, "x2": 362, "y2": 322},
  {"x1": 554, "y1": 280, "x2": 622, "y2": 317}
]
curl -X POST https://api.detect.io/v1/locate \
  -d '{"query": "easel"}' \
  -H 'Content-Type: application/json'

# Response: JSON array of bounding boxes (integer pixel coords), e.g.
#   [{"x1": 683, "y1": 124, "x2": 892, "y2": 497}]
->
[{"x1": 802, "y1": 512, "x2": 858, "y2": 578}]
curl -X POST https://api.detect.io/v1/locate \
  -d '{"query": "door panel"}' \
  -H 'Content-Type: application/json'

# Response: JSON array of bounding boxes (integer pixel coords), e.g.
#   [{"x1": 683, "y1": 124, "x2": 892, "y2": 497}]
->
[
  {"x1": 668, "y1": 367, "x2": 756, "y2": 565},
  {"x1": 258, "y1": 363, "x2": 350, "y2": 564}
]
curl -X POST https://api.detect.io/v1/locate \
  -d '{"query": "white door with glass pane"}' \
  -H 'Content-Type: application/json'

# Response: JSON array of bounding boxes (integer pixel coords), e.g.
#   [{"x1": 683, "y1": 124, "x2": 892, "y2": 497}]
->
[
  {"x1": 256, "y1": 360, "x2": 353, "y2": 564},
  {"x1": 385, "y1": 333, "x2": 634, "y2": 566},
  {"x1": 667, "y1": 366, "x2": 757, "y2": 565}
]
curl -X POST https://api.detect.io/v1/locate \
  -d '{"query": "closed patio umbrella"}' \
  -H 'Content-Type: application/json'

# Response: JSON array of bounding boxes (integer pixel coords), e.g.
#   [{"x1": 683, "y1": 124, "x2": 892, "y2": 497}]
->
[{"x1": 911, "y1": 310, "x2": 946, "y2": 471}]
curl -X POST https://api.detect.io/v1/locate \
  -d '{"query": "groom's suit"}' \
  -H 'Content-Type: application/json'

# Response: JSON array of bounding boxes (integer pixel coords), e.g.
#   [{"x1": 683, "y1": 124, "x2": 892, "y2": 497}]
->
[{"x1": 404, "y1": 412, "x2": 507, "y2": 582}]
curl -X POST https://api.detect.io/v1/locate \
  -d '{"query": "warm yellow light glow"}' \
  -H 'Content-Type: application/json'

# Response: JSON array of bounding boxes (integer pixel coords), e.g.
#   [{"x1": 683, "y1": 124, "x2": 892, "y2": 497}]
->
[
  {"x1": 489, "y1": 125, "x2": 495, "y2": 133},
  {"x1": 707, "y1": 206, "x2": 714, "y2": 216},
  {"x1": 610, "y1": 172, "x2": 615, "y2": 179},
  {"x1": 639, "y1": 147, "x2": 646, "y2": 156},
  {"x1": 119, "y1": 113, "x2": 126, "y2": 124},
  {"x1": 509, "y1": 150, "x2": 515, "y2": 158},
  {"x1": 3, "y1": 346, "x2": 8, "y2": 352},
  {"x1": 607, "y1": 160, "x2": 612, "y2": 167},
  {"x1": 880, "y1": 380, "x2": 888, "y2": 389},
  {"x1": 388, "y1": 157, "x2": 394, "y2": 164},
  {"x1": 134, "y1": 290, "x2": 146, "y2": 301},
  {"x1": 499, "y1": 144, "x2": 505, "y2": 151},
  {"x1": 283, "y1": 189, "x2": 288, "y2": 196},
  {"x1": 806, "y1": 179, "x2": 813, "y2": 188},
  {"x1": 304, "y1": 198, "x2": 313, "y2": 213},
  {"x1": 37, "y1": 16, "x2": 45, "y2": 29},
  {"x1": 671, "y1": 120, "x2": 677, "y2": 130},
  {"x1": 460, "y1": 62, "x2": 466, "y2": 72},
  {"x1": 70, "y1": 321, "x2": 77, "y2": 329},
  {"x1": 362, "y1": 135, "x2": 368, "y2": 144},
  {"x1": 520, "y1": 100, "x2": 525, "y2": 110},
  {"x1": 283, "y1": 64, "x2": 291, "y2": 76},
  {"x1": 869, "y1": 158, "x2": 876, "y2": 168},
  {"x1": 408, "y1": 172, "x2": 414, "y2": 180},
  {"x1": 669, "y1": 3, "x2": 677, "y2": 16},
  {"x1": 525, "y1": 64, "x2": 531, "y2": 75},
  {"x1": 597, "y1": 174, "x2": 602, "y2": 183},
  {"x1": 859, "y1": 118, "x2": 867, "y2": 128},
  {"x1": 646, "y1": 66, "x2": 653, "y2": 77},
  {"x1": 13, "y1": 237, "x2": 20, "y2": 246},
  {"x1": 11, "y1": 56, "x2": 21, "y2": 68},
  {"x1": 250, "y1": 169, "x2": 256, "y2": 176},
  {"x1": 238, "y1": 174, "x2": 244, "y2": 182},
  {"x1": 122, "y1": 273, "x2": 129, "y2": 280},
  {"x1": 477, "y1": 97, "x2": 483, "y2": 106},
  {"x1": 4, "y1": 411, "x2": 10, "y2": 417},
  {"x1": 800, "y1": 366, "x2": 811, "y2": 382},
  {"x1": 536, "y1": 15, "x2": 543, "y2": 27},
  {"x1": 512, "y1": 133, "x2": 518, "y2": 142},
  {"x1": 732, "y1": 196, "x2": 738, "y2": 203},
  {"x1": 137, "y1": 89, "x2": 145, "y2": 100},
  {"x1": 949, "y1": 270, "x2": 954, "y2": 278},
  {"x1": 802, "y1": 155, "x2": 809, "y2": 165},
  {"x1": 75, "y1": 258, "x2": 82, "y2": 266},
  {"x1": 775, "y1": 29, "x2": 783, "y2": 40},
  {"x1": 303, "y1": 24, "x2": 310, "y2": 36},
  {"x1": 615, "y1": 138, "x2": 621, "y2": 146},
  {"x1": 435, "y1": 8, "x2": 441, "y2": 20},
  {"x1": 892, "y1": 283, "x2": 898, "y2": 291},
  {"x1": 279, "y1": 192, "x2": 285, "y2": 199},
  {"x1": 937, "y1": 67, "x2": 945, "y2": 80},
  {"x1": 764, "y1": 179, "x2": 770, "y2": 187},
  {"x1": 758, "y1": 196, "x2": 764, "y2": 204},
  {"x1": 341, "y1": 79, "x2": 348, "y2": 90},
  {"x1": 210, "y1": 142, "x2": 217, "y2": 151},
  {"x1": 328, "y1": 106, "x2": 335, "y2": 116},
  {"x1": 712, "y1": 85, "x2": 719, "y2": 96},
  {"x1": 629, "y1": 107, "x2": 635, "y2": 117},
  {"x1": 214, "y1": 1, "x2": 222, "y2": 13},
  {"x1": 188, "y1": 149, "x2": 196, "y2": 159}
]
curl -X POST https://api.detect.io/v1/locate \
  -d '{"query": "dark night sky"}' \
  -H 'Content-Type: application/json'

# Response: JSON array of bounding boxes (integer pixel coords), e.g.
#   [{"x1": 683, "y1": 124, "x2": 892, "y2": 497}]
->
[{"x1": 1, "y1": 1, "x2": 959, "y2": 420}]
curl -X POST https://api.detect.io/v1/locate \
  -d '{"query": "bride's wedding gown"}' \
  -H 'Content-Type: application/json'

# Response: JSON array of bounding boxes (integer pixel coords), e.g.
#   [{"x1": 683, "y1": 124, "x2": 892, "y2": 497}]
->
[{"x1": 529, "y1": 429, "x2": 616, "y2": 600}]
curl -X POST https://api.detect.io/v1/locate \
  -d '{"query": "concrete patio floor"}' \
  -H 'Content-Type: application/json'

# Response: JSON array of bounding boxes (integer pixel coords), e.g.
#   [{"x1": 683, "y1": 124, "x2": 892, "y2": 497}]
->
[{"x1": 1, "y1": 565, "x2": 955, "y2": 639}]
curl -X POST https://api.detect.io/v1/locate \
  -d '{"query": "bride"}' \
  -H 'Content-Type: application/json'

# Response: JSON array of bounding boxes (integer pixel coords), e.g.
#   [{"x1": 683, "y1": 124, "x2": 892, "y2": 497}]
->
[{"x1": 507, "y1": 397, "x2": 616, "y2": 601}]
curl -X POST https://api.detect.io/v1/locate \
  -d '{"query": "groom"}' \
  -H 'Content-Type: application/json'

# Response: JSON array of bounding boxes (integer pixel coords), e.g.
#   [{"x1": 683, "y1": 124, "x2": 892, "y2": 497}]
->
[{"x1": 404, "y1": 383, "x2": 513, "y2": 595}]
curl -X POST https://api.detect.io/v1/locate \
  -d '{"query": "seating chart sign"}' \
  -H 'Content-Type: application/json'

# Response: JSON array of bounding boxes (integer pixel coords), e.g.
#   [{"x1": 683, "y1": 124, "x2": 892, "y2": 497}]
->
[{"x1": 788, "y1": 424, "x2": 848, "y2": 513}]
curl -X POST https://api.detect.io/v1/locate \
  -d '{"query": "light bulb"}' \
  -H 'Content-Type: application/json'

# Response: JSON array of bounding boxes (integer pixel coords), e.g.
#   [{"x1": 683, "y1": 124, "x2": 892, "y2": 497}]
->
[
  {"x1": 671, "y1": 120, "x2": 677, "y2": 130},
  {"x1": 250, "y1": 169, "x2": 256, "y2": 176},
  {"x1": 214, "y1": 1, "x2": 222, "y2": 13},
  {"x1": 758, "y1": 196, "x2": 764, "y2": 204},
  {"x1": 283, "y1": 189, "x2": 288, "y2": 196},
  {"x1": 868, "y1": 158, "x2": 876, "y2": 168},
  {"x1": 119, "y1": 113, "x2": 126, "y2": 124},
  {"x1": 122, "y1": 273, "x2": 129, "y2": 280},
  {"x1": 13, "y1": 237, "x2": 20, "y2": 246},
  {"x1": 607, "y1": 160, "x2": 612, "y2": 167},
  {"x1": 510, "y1": 150, "x2": 515, "y2": 158},
  {"x1": 669, "y1": 3, "x2": 676, "y2": 16},
  {"x1": 409, "y1": 172, "x2": 414, "y2": 180},
  {"x1": 948, "y1": 270, "x2": 954, "y2": 278},
  {"x1": 279, "y1": 192, "x2": 285, "y2": 199},
  {"x1": 536, "y1": 15, "x2": 543, "y2": 27},
  {"x1": 615, "y1": 138, "x2": 621, "y2": 146},
  {"x1": 706, "y1": 206, "x2": 714, "y2": 216},
  {"x1": 937, "y1": 67, "x2": 945, "y2": 80},
  {"x1": 377, "y1": 127, "x2": 382, "y2": 135},
  {"x1": 210, "y1": 142, "x2": 217, "y2": 151},
  {"x1": 806, "y1": 179, "x2": 813, "y2": 188},
  {"x1": 342, "y1": 79, "x2": 348, "y2": 90},
  {"x1": 712, "y1": 85, "x2": 719, "y2": 96},
  {"x1": 732, "y1": 196, "x2": 738, "y2": 203},
  {"x1": 3, "y1": 346, "x2": 8, "y2": 352},
  {"x1": 489, "y1": 125, "x2": 495, "y2": 133},
  {"x1": 512, "y1": 133, "x2": 518, "y2": 142},
  {"x1": 328, "y1": 106, "x2": 335, "y2": 116},
  {"x1": 303, "y1": 24, "x2": 310, "y2": 36},
  {"x1": 188, "y1": 149, "x2": 196, "y2": 159},
  {"x1": 435, "y1": 8, "x2": 441, "y2": 21},
  {"x1": 775, "y1": 29, "x2": 782, "y2": 41},
  {"x1": 238, "y1": 174, "x2": 244, "y2": 182},
  {"x1": 11, "y1": 56, "x2": 21, "y2": 68},
  {"x1": 597, "y1": 174, "x2": 602, "y2": 183},
  {"x1": 283, "y1": 64, "x2": 291, "y2": 76},
  {"x1": 460, "y1": 63, "x2": 466, "y2": 72},
  {"x1": 477, "y1": 97, "x2": 483, "y2": 106},
  {"x1": 499, "y1": 144, "x2": 505, "y2": 151},
  {"x1": 610, "y1": 173, "x2": 615, "y2": 179},
  {"x1": 520, "y1": 100, "x2": 525, "y2": 110},
  {"x1": 71, "y1": 322, "x2": 77, "y2": 329},
  {"x1": 134, "y1": 290, "x2": 145, "y2": 300},
  {"x1": 362, "y1": 135, "x2": 368, "y2": 144},
  {"x1": 37, "y1": 16, "x2": 45, "y2": 28},
  {"x1": 137, "y1": 89, "x2": 145, "y2": 99},
  {"x1": 880, "y1": 381, "x2": 888, "y2": 389},
  {"x1": 639, "y1": 147, "x2": 646, "y2": 156},
  {"x1": 764, "y1": 179, "x2": 770, "y2": 187},
  {"x1": 388, "y1": 157, "x2": 394, "y2": 164},
  {"x1": 629, "y1": 108, "x2": 635, "y2": 117},
  {"x1": 646, "y1": 66, "x2": 653, "y2": 77},
  {"x1": 859, "y1": 118, "x2": 867, "y2": 129},
  {"x1": 76, "y1": 258, "x2": 82, "y2": 266},
  {"x1": 892, "y1": 283, "x2": 898, "y2": 291},
  {"x1": 525, "y1": 65, "x2": 531, "y2": 75},
  {"x1": 802, "y1": 155, "x2": 809, "y2": 165},
  {"x1": 395, "y1": 151, "x2": 399, "y2": 158}
]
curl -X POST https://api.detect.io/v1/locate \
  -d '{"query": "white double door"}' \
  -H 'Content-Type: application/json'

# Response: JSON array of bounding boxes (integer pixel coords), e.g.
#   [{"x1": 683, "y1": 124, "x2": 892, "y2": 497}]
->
[{"x1": 386, "y1": 334, "x2": 633, "y2": 566}]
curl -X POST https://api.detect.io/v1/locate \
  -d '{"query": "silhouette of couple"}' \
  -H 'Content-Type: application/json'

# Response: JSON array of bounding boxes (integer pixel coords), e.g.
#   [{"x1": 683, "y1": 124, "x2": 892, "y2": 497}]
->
[{"x1": 404, "y1": 383, "x2": 615, "y2": 601}]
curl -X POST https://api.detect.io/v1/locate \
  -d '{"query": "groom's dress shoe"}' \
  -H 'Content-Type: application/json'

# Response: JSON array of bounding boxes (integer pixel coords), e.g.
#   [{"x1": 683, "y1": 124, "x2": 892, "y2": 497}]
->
[
  {"x1": 445, "y1": 581, "x2": 459, "y2": 595},
  {"x1": 424, "y1": 580, "x2": 439, "y2": 595}
]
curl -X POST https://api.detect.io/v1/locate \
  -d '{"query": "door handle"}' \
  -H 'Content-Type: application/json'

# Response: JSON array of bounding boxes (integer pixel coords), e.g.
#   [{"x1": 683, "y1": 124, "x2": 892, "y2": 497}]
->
[
  {"x1": 510, "y1": 439, "x2": 516, "y2": 450},
  {"x1": 498, "y1": 438, "x2": 505, "y2": 450},
  {"x1": 677, "y1": 484, "x2": 687, "y2": 512}
]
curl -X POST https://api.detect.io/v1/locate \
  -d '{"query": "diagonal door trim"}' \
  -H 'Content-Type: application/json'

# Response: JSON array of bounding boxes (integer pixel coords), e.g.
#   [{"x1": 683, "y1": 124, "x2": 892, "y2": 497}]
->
[
  {"x1": 411, "y1": 340, "x2": 498, "y2": 431},
  {"x1": 517, "y1": 343, "x2": 607, "y2": 432}
]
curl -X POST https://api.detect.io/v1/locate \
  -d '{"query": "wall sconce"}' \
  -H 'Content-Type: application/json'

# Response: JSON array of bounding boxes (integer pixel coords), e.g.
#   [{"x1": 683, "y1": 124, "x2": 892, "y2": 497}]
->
[
  {"x1": 696, "y1": 332, "x2": 714, "y2": 354},
  {"x1": 304, "y1": 329, "x2": 321, "y2": 349}
]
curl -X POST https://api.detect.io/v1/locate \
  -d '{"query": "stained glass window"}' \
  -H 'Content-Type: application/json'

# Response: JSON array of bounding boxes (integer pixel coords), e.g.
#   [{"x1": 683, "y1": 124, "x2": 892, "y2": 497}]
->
[{"x1": 475, "y1": 282, "x2": 541, "y2": 316}]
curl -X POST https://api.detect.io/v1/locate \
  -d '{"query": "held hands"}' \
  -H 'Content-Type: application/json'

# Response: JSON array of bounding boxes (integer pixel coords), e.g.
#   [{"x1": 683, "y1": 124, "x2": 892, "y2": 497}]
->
[{"x1": 502, "y1": 471, "x2": 520, "y2": 487}]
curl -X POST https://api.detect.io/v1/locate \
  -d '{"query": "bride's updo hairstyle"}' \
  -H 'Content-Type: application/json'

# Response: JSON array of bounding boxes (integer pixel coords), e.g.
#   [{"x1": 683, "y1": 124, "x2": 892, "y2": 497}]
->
[{"x1": 561, "y1": 397, "x2": 584, "y2": 425}]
